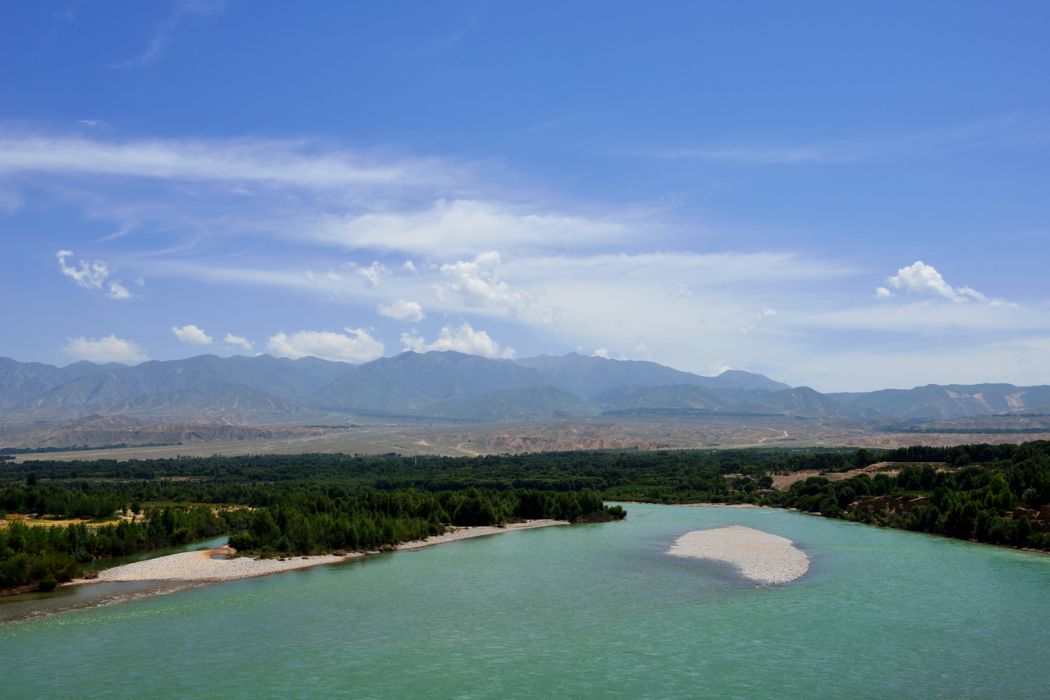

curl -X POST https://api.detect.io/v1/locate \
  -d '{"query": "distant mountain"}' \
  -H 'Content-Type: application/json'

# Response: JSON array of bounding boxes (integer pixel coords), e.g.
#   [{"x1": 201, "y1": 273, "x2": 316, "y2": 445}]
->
[
  {"x1": 310, "y1": 351, "x2": 545, "y2": 414},
  {"x1": 3, "y1": 354, "x2": 341, "y2": 421},
  {"x1": 514, "y1": 353, "x2": 788, "y2": 396},
  {"x1": 514, "y1": 353, "x2": 710, "y2": 397},
  {"x1": 591, "y1": 384, "x2": 863, "y2": 419},
  {"x1": 829, "y1": 384, "x2": 1050, "y2": 419},
  {"x1": 414, "y1": 386, "x2": 596, "y2": 422},
  {"x1": 592, "y1": 384, "x2": 726, "y2": 412},
  {"x1": 732, "y1": 386, "x2": 862, "y2": 418},
  {"x1": 2, "y1": 352, "x2": 1048, "y2": 427},
  {"x1": 0, "y1": 357, "x2": 71, "y2": 410},
  {"x1": 706, "y1": 369, "x2": 790, "y2": 392}
]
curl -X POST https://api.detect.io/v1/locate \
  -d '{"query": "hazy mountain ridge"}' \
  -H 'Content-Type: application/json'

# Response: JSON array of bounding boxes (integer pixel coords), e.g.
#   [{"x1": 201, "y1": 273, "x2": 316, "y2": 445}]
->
[{"x1": 2, "y1": 352, "x2": 1049, "y2": 425}]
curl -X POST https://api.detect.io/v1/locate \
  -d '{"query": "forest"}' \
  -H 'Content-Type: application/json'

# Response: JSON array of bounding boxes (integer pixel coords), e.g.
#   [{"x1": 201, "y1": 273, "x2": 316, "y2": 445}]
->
[
  {"x1": 0, "y1": 454, "x2": 624, "y2": 592},
  {"x1": 2, "y1": 441, "x2": 1048, "y2": 592}
]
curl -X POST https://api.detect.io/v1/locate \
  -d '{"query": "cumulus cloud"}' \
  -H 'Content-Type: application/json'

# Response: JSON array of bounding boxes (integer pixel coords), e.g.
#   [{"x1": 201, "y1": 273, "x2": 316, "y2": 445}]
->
[
  {"x1": 57, "y1": 249, "x2": 133, "y2": 300},
  {"x1": 171, "y1": 324, "x2": 213, "y2": 345},
  {"x1": 64, "y1": 335, "x2": 148, "y2": 364},
  {"x1": 377, "y1": 299, "x2": 425, "y2": 322},
  {"x1": 400, "y1": 322, "x2": 515, "y2": 359},
  {"x1": 403, "y1": 260, "x2": 417, "y2": 273},
  {"x1": 884, "y1": 261, "x2": 988, "y2": 303},
  {"x1": 592, "y1": 348, "x2": 611, "y2": 359},
  {"x1": 267, "y1": 328, "x2": 384, "y2": 363},
  {"x1": 435, "y1": 251, "x2": 528, "y2": 313},
  {"x1": 223, "y1": 333, "x2": 253, "y2": 352},
  {"x1": 874, "y1": 286, "x2": 892, "y2": 298}
]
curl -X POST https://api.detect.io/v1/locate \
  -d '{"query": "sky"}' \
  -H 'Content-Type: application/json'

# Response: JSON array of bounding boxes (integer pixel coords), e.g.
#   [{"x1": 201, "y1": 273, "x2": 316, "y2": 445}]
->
[{"x1": 1, "y1": 1, "x2": 1048, "y2": 391}]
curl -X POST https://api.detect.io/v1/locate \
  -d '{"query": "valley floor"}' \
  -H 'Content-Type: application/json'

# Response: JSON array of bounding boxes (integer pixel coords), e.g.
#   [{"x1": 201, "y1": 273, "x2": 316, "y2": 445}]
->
[{"x1": 12, "y1": 416, "x2": 1050, "y2": 463}]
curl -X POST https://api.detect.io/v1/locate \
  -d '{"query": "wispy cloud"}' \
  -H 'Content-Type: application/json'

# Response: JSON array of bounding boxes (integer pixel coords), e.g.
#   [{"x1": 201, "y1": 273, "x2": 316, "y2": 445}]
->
[
  {"x1": 114, "y1": 0, "x2": 225, "y2": 69},
  {"x1": 14, "y1": 124, "x2": 1049, "y2": 390},
  {"x1": 0, "y1": 134, "x2": 427, "y2": 189},
  {"x1": 312, "y1": 199, "x2": 627, "y2": 256},
  {"x1": 645, "y1": 113, "x2": 1050, "y2": 165}
]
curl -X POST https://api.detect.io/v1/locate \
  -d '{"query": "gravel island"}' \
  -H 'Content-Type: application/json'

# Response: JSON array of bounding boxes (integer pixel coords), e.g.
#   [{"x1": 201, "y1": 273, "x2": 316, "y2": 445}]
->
[{"x1": 667, "y1": 525, "x2": 810, "y2": 585}]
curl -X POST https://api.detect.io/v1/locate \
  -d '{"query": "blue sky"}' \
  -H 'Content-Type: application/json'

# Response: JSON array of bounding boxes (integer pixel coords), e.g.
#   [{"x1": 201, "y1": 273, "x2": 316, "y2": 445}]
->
[{"x1": 1, "y1": 1, "x2": 1048, "y2": 390}]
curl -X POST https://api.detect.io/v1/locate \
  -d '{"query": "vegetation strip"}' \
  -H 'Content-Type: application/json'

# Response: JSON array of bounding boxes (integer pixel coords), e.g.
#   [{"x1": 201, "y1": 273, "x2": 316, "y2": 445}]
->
[{"x1": 3, "y1": 440, "x2": 1048, "y2": 593}]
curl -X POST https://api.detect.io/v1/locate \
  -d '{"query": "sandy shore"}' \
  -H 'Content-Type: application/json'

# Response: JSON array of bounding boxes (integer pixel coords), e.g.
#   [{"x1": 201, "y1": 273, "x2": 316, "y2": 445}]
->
[
  {"x1": 667, "y1": 525, "x2": 810, "y2": 585},
  {"x1": 677, "y1": 503, "x2": 762, "y2": 509},
  {"x1": 396, "y1": 519, "x2": 566, "y2": 551},
  {"x1": 73, "y1": 519, "x2": 567, "y2": 585}
]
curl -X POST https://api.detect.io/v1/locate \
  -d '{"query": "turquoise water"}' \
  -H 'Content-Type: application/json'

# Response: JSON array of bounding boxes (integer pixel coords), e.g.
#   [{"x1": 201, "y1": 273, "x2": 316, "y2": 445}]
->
[
  {"x1": 3, "y1": 504, "x2": 1048, "y2": 698},
  {"x1": 0, "y1": 536, "x2": 229, "y2": 623}
]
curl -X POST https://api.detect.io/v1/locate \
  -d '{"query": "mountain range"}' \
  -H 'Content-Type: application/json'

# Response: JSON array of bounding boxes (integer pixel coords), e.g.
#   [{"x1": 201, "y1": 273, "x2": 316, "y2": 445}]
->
[{"x1": 2, "y1": 352, "x2": 1050, "y2": 425}]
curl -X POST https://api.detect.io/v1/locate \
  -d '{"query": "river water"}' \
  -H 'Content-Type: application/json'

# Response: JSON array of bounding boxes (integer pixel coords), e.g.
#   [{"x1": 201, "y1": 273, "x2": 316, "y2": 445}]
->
[{"x1": 3, "y1": 504, "x2": 1048, "y2": 698}]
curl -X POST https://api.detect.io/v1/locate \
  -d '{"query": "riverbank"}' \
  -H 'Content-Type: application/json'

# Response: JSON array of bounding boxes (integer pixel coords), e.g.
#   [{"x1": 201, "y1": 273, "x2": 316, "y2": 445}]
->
[
  {"x1": 69, "y1": 519, "x2": 568, "y2": 586},
  {"x1": 667, "y1": 525, "x2": 810, "y2": 585}
]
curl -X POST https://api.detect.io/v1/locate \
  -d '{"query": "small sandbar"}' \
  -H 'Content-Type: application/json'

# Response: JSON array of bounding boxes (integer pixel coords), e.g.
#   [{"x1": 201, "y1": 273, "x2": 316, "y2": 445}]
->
[
  {"x1": 92, "y1": 548, "x2": 358, "y2": 582},
  {"x1": 397, "y1": 519, "x2": 566, "y2": 551},
  {"x1": 667, "y1": 525, "x2": 810, "y2": 585}
]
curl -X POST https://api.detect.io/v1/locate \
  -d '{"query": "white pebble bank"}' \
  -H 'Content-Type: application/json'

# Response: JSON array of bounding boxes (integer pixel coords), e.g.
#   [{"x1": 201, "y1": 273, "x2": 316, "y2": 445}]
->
[
  {"x1": 667, "y1": 525, "x2": 810, "y2": 585},
  {"x1": 94, "y1": 550, "x2": 355, "y2": 582}
]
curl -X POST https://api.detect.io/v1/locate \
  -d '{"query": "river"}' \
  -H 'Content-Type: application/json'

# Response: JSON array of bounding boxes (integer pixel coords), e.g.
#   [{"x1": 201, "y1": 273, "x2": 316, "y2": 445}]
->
[{"x1": 3, "y1": 504, "x2": 1048, "y2": 698}]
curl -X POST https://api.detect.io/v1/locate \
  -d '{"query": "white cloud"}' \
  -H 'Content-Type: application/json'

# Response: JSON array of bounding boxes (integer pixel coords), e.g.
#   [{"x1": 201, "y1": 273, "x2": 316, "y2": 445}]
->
[
  {"x1": 57, "y1": 249, "x2": 109, "y2": 290},
  {"x1": 356, "y1": 261, "x2": 388, "y2": 287},
  {"x1": 761, "y1": 308, "x2": 777, "y2": 318},
  {"x1": 403, "y1": 260, "x2": 417, "y2": 273},
  {"x1": 223, "y1": 333, "x2": 253, "y2": 352},
  {"x1": 874, "y1": 286, "x2": 892, "y2": 298},
  {"x1": 887, "y1": 261, "x2": 988, "y2": 303},
  {"x1": 400, "y1": 322, "x2": 515, "y2": 359},
  {"x1": 0, "y1": 134, "x2": 444, "y2": 191},
  {"x1": 377, "y1": 299, "x2": 425, "y2": 322},
  {"x1": 313, "y1": 199, "x2": 624, "y2": 256},
  {"x1": 592, "y1": 348, "x2": 610, "y2": 359},
  {"x1": 64, "y1": 335, "x2": 148, "y2": 364},
  {"x1": 107, "y1": 281, "x2": 132, "y2": 300},
  {"x1": 435, "y1": 251, "x2": 528, "y2": 314},
  {"x1": 267, "y1": 328, "x2": 384, "y2": 363},
  {"x1": 171, "y1": 324, "x2": 213, "y2": 345},
  {"x1": 56, "y1": 249, "x2": 132, "y2": 300}
]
